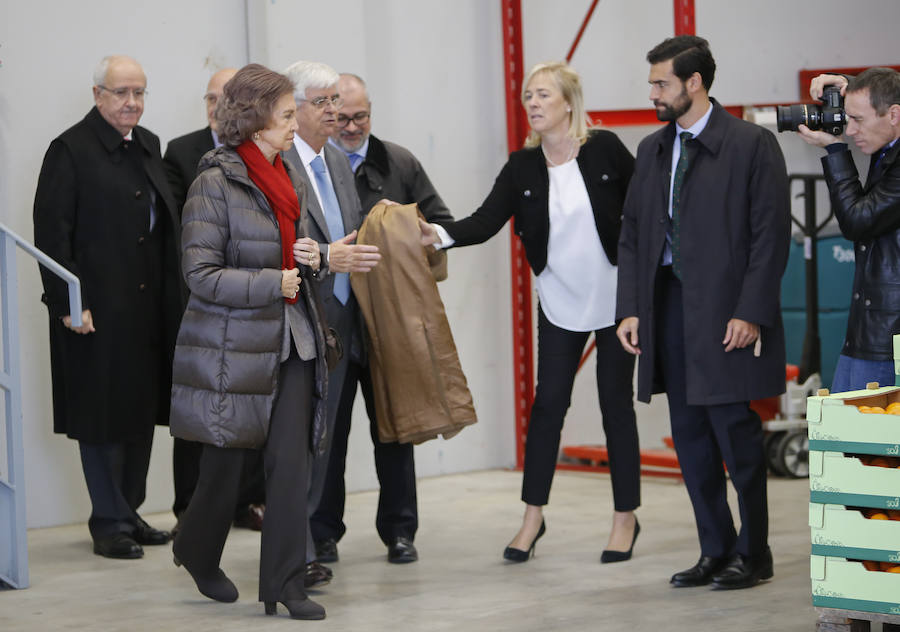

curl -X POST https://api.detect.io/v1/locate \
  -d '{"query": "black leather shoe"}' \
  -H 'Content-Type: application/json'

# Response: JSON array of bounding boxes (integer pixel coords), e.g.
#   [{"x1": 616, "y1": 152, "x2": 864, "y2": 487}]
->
[
  {"x1": 711, "y1": 548, "x2": 773, "y2": 590},
  {"x1": 265, "y1": 598, "x2": 326, "y2": 620},
  {"x1": 93, "y1": 533, "x2": 143, "y2": 559},
  {"x1": 670, "y1": 555, "x2": 728, "y2": 587},
  {"x1": 133, "y1": 518, "x2": 171, "y2": 545},
  {"x1": 600, "y1": 518, "x2": 640, "y2": 564},
  {"x1": 315, "y1": 538, "x2": 339, "y2": 563},
  {"x1": 387, "y1": 537, "x2": 418, "y2": 564},
  {"x1": 304, "y1": 561, "x2": 333, "y2": 588},
  {"x1": 503, "y1": 520, "x2": 546, "y2": 563}
]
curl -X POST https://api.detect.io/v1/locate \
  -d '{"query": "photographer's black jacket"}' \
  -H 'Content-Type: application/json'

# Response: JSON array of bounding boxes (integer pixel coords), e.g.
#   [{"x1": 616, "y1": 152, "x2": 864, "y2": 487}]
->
[{"x1": 823, "y1": 140, "x2": 900, "y2": 361}]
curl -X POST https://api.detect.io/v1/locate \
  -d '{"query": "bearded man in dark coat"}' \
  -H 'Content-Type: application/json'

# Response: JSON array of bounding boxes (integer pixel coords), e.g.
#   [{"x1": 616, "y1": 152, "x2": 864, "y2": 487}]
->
[
  {"x1": 33, "y1": 55, "x2": 184, "y2": 559},
  {"x1": 616, "y1": 36, "x2": 790, "y2": 590}
]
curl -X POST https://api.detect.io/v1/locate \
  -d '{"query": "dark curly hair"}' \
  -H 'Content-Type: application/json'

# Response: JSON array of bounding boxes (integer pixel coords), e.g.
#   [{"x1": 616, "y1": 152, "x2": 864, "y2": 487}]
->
[{"x1": 215, "y1": 63, "x2": 295, "y2": 148}]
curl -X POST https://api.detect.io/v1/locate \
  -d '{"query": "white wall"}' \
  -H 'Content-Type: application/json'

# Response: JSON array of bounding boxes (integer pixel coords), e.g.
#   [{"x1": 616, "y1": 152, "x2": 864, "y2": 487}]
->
[
  {"x1": 3, "y1": 0, "x2": 900, "y2": 529},
  {"x1": 3, "y1": 0, "x2": 249, "y2": 528}
]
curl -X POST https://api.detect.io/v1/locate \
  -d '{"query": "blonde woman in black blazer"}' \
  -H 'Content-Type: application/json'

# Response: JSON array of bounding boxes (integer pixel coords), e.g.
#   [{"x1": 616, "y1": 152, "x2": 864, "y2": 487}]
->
[{"x1": 421, "y1": 61, "x2": 641, "y2": 564}]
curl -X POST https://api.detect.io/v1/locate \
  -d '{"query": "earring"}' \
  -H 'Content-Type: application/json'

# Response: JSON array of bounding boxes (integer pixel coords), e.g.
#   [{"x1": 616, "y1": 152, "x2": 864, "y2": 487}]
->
[
  {"x1": 253, "y1": 132, "x2": 260, "y2": 140},
  {"x1": 566, "y1": 106, "x2": 571, "y2": 112}
]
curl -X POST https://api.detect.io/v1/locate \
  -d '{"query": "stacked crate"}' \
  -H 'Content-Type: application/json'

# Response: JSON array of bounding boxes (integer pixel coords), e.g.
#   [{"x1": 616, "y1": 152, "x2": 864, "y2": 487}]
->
[{"x1": 807, "y1": 342, "x2": 900, "y2": 614}]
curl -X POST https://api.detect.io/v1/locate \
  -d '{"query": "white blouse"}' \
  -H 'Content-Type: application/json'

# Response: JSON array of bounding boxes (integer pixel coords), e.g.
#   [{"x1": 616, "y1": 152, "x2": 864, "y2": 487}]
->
[{"x1": 535, "y1": 159, "x2": 617, "y2": 332}]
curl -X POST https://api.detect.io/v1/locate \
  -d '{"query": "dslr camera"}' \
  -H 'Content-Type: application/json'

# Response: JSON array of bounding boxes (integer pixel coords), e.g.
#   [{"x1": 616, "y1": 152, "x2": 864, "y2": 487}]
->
[{"x1": 776, "y1": 85, "x2": 846, "y2": 136}]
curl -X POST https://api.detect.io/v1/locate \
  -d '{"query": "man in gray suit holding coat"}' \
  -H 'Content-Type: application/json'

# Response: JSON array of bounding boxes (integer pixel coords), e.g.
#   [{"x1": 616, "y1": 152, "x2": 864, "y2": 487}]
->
[{"x1": 282, "y1": 60, "x2": 381, "y2": 581}]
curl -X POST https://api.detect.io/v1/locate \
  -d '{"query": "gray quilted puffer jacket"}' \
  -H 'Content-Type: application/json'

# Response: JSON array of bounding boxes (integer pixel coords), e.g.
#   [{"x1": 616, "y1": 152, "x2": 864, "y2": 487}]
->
[{"x1": 169, "y1": 147, "x2": 329, "y2": 452}]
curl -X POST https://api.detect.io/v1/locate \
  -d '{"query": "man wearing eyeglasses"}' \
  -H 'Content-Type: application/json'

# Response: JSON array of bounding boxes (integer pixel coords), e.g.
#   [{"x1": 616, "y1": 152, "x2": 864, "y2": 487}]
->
[
  {"x1": 282, "y1": 60, "x2": 381, "y2": 580},
  {"x1": 162, "y1": 67, "x2": 268, "y2": 537},
  {"x1": 307, "y1": 72, "x2": 453, "y2": 566},
  {"x1": 163, "y1": 68, "x2": 236, "y2": 217},
  {"x1": 33, "y1": 55, "x2": 184, "y2": 559}
]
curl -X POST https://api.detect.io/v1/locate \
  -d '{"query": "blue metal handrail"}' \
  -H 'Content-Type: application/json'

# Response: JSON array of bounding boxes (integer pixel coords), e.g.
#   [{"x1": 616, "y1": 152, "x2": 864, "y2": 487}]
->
[{"x1": 0, "y1": 221, "x2": 82, "y2": 589}]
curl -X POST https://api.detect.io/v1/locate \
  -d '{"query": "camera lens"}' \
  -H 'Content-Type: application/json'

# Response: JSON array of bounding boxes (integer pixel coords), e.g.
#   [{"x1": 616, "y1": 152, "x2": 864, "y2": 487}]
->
[{"x1": 776, "y1": 104, "x2": 810, "y2": 132}]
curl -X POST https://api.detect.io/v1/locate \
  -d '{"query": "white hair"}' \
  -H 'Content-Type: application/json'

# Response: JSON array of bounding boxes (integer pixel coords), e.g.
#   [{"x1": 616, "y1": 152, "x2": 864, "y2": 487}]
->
[
  {"x1": 92, "y1": 55, "x2": 142, "y2": 87},
  {"x1": 93, "y1": 56, "x2": 112, "y2": 87},
  {"x1": 283, "y1": 60, "x2": 340, "y2": 102}
]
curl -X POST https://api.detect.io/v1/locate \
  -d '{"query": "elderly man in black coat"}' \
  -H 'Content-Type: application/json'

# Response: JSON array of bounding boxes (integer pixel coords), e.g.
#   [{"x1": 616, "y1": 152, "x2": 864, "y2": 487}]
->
[
  {"x1": 33, "y1": 55, "x2": 184, "y2": 559},
  {"x1": 616, "y1": 36, "x2": 790, "y2": 590}
]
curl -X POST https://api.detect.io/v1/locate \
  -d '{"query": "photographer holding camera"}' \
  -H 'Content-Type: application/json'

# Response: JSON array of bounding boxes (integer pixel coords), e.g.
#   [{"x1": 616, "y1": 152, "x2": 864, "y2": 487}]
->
[{"x1": 796, "y1": 68, "x2": 900, "y2": 391}]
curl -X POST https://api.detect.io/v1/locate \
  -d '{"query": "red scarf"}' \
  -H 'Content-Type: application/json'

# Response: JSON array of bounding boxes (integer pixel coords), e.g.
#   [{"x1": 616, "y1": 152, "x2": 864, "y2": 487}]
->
[{"x1": 235, "y1": 140, "x2": 301, "y2": 304}]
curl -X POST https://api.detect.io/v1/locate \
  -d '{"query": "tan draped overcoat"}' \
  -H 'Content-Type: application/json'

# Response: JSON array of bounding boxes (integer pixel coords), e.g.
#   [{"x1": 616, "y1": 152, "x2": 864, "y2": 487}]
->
[{"x1": 351, "y1": 203, "x2": 477, "y2": 443}]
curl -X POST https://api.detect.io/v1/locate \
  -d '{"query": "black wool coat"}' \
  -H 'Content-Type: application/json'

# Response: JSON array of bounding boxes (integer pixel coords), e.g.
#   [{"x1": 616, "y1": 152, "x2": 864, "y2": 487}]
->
[
  {"x1": 616, "y1": 100, "x2": 791, "y2": 405},
  {"x1": 439, "y1": 129, "x2": 634, "y2": 273},
  {"x1": 33, "y1": 107, "x2": 185, "y2": 442},
  {"x1": 353, "y1": 134, "x2": 454, "y2": 222}
]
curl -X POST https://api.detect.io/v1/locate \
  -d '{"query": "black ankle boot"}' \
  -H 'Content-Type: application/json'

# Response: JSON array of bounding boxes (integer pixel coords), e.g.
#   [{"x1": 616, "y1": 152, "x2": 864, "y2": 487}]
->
[
  {"x1": 265, "y1": 598, "x2": 326, "y2": 620},
  {"x1": 174, "y1": 555, "x2": 238, "y2": 603}
]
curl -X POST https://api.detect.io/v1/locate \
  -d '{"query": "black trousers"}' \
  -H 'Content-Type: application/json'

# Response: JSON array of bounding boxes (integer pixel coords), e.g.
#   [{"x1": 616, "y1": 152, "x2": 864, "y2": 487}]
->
[
  {"x1": 79, "y1": 432, "x2": 154, "y2": 539},
  {"x1": 310, "y1": 359, "x2": 418, "y2": 546},
  {"x1": 521, "y1": 307, "x2": 640, "y2": 510},
  {"x1": 656, "y1": 268, "x2": 769, "y2": 558},
  {"x1": 172, "y1": 438, "x2": 265, "y2": 519},
  {"x1": 173, "y1": 352, "x2": 313, "y2": 602}
]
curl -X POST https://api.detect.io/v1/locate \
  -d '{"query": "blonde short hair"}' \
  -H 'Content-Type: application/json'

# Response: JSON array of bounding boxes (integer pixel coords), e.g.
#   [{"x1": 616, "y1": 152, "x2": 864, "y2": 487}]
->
[{"x1": 521, "y1": 61, "x2": 592, "y2": 148}]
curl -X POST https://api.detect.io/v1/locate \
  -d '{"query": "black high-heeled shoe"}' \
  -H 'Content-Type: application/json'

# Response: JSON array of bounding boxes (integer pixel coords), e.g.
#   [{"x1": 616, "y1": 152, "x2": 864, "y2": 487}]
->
[
  {"x1": 173, "y1": 555, "x2": 239, "y2": 603},
  {"x1": 503, "y1": 519, "x2": 546, "y2": 562},
  {"x1": 600, "y1": 517, "x2": 640, "y2": 564},
  {"x1": 265, "y1": 599, "x2": 326, "y2": 620}
]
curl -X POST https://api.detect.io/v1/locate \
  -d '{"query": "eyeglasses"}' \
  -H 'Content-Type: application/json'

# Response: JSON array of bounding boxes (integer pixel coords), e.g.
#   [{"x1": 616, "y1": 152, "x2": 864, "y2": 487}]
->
[
  {"x1": 337, "y1": 112, "x2": 370, "y2": 128},
  {"x1": 98, "y1": 85, "x2": 147, "y2": 100},
  {"x1": 301, "y1": 95, "x2": 343, "y2": 110}
]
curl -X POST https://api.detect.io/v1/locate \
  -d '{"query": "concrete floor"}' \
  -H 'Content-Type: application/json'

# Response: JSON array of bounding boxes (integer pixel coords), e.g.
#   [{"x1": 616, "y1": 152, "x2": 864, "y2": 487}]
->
[{"x1": 1, "y1": 469, "x2": 814, "y2": 631}]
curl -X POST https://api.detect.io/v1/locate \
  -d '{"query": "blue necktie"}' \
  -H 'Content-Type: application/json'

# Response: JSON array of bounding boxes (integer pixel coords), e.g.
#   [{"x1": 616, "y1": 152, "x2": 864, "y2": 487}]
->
[
  {"x1": 671, "y1": 131, "x2": 693, "y2": 279},
  {"x1": 348, "y1": 153, "x2": 364, "y2": 173},
  {"x1": 310, "y1": 155, "x2": 350, "y2": 304}
]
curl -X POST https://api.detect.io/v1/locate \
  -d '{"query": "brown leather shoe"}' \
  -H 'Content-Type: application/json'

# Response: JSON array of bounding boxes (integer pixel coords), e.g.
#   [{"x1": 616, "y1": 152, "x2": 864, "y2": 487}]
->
[
  {"x1": 233, "y1": 503, "x2": 264, "y2": 531},
  {"x1": 304, "y1": 561, "x2": 332, "y2": 588}
]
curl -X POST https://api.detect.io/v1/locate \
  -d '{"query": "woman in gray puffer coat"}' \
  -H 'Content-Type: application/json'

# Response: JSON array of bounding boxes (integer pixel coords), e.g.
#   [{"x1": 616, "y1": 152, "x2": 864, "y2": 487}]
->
[{"x1": 169, "y1": 64, "x2": 330, "y2": 621}]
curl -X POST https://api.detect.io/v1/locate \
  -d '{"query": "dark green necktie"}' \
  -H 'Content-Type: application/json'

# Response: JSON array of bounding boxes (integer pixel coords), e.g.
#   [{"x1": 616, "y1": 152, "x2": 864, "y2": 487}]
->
[{"x1": 671, "y1": 131, "x2": 693, "y2": 279}]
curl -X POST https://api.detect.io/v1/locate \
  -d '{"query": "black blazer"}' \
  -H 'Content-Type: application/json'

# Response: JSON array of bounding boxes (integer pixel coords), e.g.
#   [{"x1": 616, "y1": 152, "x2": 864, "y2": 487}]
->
[
  {"x1": 163, "y1": 126, "x2": 215, "y2": 216},
  {"x1": 439, "y1": 129, "x2": 634, "y2": 273}
]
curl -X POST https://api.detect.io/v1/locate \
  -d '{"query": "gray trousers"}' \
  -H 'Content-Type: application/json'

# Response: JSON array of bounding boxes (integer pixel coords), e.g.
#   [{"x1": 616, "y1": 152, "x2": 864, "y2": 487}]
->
[{"x1": 306, "y1": 301, "x2": 355, "y2": 562}]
